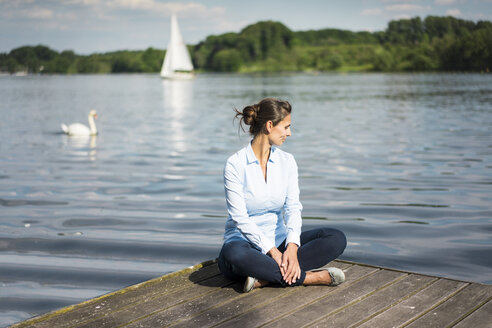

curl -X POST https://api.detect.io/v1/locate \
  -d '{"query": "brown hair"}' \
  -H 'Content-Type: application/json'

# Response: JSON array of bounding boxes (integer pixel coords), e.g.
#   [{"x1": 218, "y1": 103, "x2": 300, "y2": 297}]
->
[{"x1": 234, "y1": 98, "x2": 292, "y2": 136}]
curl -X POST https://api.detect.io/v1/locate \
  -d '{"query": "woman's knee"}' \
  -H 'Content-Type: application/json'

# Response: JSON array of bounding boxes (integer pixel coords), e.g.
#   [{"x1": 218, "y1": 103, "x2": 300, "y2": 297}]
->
[
  {"x1": 220, "y1": 241, "x2": 264, "y2": 276},
  {"x1": 331, "y1": 228, "x2": 347, "y2": 256},
  {"x1": 221, "y1": 241, "x2": 254, "y2": 264},
  {"x1": 218, "y1": 242, "x2": 250, "y2": 280},
  {"x1": 319, "y1": 227, "x2": 347, "y2": 255}
]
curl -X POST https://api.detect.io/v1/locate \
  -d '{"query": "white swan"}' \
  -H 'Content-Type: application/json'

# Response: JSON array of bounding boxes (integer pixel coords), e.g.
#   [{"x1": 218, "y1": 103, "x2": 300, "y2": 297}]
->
[{"x1": 61, "y1": 110, "x2": 98, "y2": 136}]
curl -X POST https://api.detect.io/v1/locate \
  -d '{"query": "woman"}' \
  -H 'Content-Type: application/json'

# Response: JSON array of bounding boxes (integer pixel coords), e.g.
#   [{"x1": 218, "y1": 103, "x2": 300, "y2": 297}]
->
[{"x1": 218, "y1": 98, "x2": 347, "y2": 292}]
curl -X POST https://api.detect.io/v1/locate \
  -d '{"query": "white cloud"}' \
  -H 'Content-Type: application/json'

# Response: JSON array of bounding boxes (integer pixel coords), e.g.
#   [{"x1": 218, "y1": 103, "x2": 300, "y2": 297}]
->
[
  {"x1": 435, "y1": 0, "x2": 456, "y2": 4},
  {"x1": 362, "y1": 2, "x2": 430, "y2": 18},
  {"x1": 361, "y1": 8, "x2": 383, "y2": 15},
  {"x1": 22, "y1": 8, "x2": 54, "y2": 19},
  {"x1": 469, "y1": 13, "x2": 492, "y2": 20},
  {"x1": 213, "y1": 19, "x2": 247, "y2": 32},
  {"x1": 386, "y1": 4, "x2": 425, "y2": 11},
  {"x1": 393, "y1": 14, "x2": 412, "y2": 19},
  {"x1": 2, "y1": 0, "x2": 226, "y2": 20},
  {"x1": 0, "y1": 0, "x2": 231, "y2": 36},
  {"x1": 56, "y1": 12, "x2": 78, "y2": 21},
  {"x1": 446, "y1": 8, "x2": 462, "y2": 16},
  {"x1": 0, "y1": 0, "x2": 36, "y2": 4},
  {"x1": 103, "y1": 0, "x2": 226, "y2": 18},
  {"x1": 35, "y1": 20, "x2": 70, "y2": 31},
  {"x1": 1, "y1": 4, "x2": 54, "y2": 19}
]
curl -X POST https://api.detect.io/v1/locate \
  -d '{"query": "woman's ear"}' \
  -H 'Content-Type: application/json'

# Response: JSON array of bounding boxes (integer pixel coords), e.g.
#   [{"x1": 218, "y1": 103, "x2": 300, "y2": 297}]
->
[{"x1": 265, "y1": 120, "x2": 273, "y2": 134}]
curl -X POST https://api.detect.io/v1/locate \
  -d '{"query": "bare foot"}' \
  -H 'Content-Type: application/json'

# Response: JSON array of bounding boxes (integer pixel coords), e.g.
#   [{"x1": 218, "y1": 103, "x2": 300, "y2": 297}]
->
[
  {"x1": 303, "y1": 270, "x2": 332, "y2": 285},
  {"x1": 254, "y1": 279, "x2": 269, "y2": 288}
]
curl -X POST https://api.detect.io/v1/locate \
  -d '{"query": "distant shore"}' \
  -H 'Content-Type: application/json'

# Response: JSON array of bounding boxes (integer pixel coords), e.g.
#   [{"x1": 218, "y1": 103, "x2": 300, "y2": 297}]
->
[{"x1": 1, "y1": 15, "x2": 491, "y2": 75}]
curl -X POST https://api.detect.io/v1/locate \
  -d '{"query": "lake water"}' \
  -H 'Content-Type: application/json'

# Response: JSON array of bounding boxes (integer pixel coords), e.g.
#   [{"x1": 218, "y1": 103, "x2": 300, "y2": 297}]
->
[{"x1": 0, "y1": 73, "x2": 491, "y2": 327}]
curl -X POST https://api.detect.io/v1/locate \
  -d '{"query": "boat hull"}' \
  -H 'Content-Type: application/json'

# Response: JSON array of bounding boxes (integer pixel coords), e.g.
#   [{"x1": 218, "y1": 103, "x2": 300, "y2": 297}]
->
[{"x1": 160, "y1": 71, "x2": 195, "y2": 80}]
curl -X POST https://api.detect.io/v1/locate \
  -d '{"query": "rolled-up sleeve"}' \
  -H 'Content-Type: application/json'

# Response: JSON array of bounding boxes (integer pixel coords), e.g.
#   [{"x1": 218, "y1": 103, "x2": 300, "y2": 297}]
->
[
  {"x1": 224, "y1": 160, "x2": 275, "y2": 254},
  {"x1": 283, "y1": 155, "x2": 303, "y2": 247}
]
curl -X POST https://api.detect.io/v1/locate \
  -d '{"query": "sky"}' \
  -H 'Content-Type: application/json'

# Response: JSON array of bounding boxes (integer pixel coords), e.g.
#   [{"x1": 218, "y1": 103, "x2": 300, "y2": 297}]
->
[{"x1": 1, "y1": 0, "x2": 491, "y2": 54}]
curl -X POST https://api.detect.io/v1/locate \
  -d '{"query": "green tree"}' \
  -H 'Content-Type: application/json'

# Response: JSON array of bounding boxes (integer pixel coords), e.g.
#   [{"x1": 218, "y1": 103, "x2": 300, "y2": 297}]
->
[
  {"x1": 372, "y1": 47, "x2": 395, "y2": 71},
  {"x1": 45, "y1": 56, "x2": 71, "y2": 73},
  {"x1": 9, "y1": 46, "x2": 40, "y2": 72},
  {"x1": 0, "y1": 53, "x2": 8, "y2": 72},
  {"x1": 294, "y1": 48, "x2": 316, "y2": 70},
  {"x1": 424, "y1": 16, "x2": 476, "y2": 39},
  {"x1": 386, "y1": 17, "x2": 426, "y2": 44},
  {"x1": 295, "y1": 28, "x2": 379, "y2": 46},
  {"x1": 111, "y1": 57, "x2": 141, "y2": 72},
  {"x1": 33, "y1": 45, "x2": 58, "y2": 61},
  {"x1": 239, "y1": 21, "x2": 293, "y2": 59},
  {"x1": 211, "y1": 49, "x2": 242, "y2": 71},
  {"x1": 76, "y1": 57, "x2": 100, "y2": 73},
  {"x1": 141, "y1": 47, "x2": 164, "y2": 72},
  {"x1": 60, "y1": 50, "x2": 76, "y2": 61},
  {"x1": 443, "y1": 27, "x2": 492, "y2": 71},
  {"x1": 328, "y1": 53, "x2": 343, "y2": 69}
]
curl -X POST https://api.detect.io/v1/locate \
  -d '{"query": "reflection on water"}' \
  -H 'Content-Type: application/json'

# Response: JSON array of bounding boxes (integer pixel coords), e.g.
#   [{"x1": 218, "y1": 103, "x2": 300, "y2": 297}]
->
[
  {"x1": 63, "y1": 135, "x2": 97, "y2": 160},
  {"x1": 162, "y1": 79, "x2": 193, "y2": 154},
  {"x1": 0, "y1": 73, "x2": 491, "y2": 327}
]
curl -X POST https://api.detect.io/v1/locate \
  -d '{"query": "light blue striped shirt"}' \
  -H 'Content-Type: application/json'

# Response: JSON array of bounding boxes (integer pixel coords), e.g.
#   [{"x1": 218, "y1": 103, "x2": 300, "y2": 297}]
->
[{"x1": 223, "y1": 142, "x2": 303, "y2": 254}]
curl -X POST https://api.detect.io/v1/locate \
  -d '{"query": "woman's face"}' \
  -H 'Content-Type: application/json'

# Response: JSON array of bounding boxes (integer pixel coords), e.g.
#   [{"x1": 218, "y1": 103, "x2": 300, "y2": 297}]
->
[{"x1": 268, "y1": 114, "x2": 292, "y2": 146}]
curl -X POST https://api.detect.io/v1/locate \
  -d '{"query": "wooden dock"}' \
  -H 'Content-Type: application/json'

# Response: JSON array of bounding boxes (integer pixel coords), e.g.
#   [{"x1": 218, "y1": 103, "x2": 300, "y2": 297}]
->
[{"x1": 11, "y1": 259, "x2": 492, "y2": 328}]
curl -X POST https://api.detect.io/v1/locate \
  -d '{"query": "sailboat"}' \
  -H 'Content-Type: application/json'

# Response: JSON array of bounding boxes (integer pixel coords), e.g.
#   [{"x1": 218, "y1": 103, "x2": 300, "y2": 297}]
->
[{"x1": 160, "y1": 14, "x2": 194, "y2": 79}]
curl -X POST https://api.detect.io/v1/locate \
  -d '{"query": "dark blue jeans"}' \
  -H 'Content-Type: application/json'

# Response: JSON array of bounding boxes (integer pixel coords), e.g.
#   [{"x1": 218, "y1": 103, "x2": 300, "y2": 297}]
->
[{"x1": 218, "y1": 227, "x2": 346, "y2": 287}]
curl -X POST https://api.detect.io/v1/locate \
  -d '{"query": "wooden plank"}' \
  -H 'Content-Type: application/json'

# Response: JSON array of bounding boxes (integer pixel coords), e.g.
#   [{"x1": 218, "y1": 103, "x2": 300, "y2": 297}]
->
[
  {"x1": 123, "y1": 282, "x2": 244, "y2": 328},
  {"x1": 213, "y1": 264, "x2": 377, "y2": 328},
  {"x1": 12, "y1": 259, "x2": 492, "y2": 328},
  {"x1": 169, "y1": 283, "x2": 295, "y2": 328},
  {"x1": 169, "y1": 263, "x2": 359, "y2": 328},
  {"x1": 309, "y1": 274, "x2": 437, "y2": 327},
  {"x1": 11, "y1": 262, "x2": 220, "y2": 328},
  {"x1": 255, "y1": 269, "x2": 405, "y2": 328},
  {"x1": 357, "y1": 278, "x2": 468, "y2": 328},
  {"x1": 75, "y1": 273, "x2": 232, "y2": 328},
  {"x1": 453, "y1": 299, "x2": 492, "y2": 328},
  {"x1": 405, "y1": 283, "x2": 492, "y2": 328}
]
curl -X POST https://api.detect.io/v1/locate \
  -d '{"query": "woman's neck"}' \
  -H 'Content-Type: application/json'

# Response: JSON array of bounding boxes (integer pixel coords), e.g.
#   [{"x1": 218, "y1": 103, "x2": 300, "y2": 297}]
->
[{"x1": 251, "y1": 135, "x2": 271, "y2": 165}]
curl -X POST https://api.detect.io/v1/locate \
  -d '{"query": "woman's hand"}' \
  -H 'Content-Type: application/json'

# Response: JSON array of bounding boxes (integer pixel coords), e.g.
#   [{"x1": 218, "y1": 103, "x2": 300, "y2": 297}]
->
[
  {"x1": 267, "y1": 247, "x2": 285, "y2": 276},
  {"x1": 281, "y1": 243, "x2": 301, "y2": 285}
]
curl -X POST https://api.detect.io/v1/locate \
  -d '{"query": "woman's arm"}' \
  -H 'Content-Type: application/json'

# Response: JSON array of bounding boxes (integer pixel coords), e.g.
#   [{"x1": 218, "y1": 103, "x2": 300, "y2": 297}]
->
[
  {"x1": 284, "y1": 155, "x2": 303, "y2": 246},
  {"x1": 224, "y1": 160, "x2": 275, "y2": 254},
  {"x1": 282, "y1": 155, "x2": 303, "y2": 284}
]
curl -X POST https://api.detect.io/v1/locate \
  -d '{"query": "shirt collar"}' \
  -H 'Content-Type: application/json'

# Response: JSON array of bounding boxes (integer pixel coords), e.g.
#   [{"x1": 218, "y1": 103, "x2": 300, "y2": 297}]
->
[{"x1": 246, "y1": 141, "x2": 278, "y2": 165}]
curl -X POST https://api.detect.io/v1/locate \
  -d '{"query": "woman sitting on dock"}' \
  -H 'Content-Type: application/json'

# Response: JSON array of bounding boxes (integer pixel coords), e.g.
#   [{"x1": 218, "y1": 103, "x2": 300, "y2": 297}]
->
[{"x1": 218, "y1": 98, "x2": 347, "y2": 292}]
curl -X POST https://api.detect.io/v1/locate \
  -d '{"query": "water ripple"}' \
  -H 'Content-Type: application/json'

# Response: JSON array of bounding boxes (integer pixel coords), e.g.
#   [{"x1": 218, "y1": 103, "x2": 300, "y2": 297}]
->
[
  {"x1": 0, "y1": 199, "x2": 69, "y2": 207},
  {"x1": 1, "y1": 73, "x2": 491, "y2": 326}
]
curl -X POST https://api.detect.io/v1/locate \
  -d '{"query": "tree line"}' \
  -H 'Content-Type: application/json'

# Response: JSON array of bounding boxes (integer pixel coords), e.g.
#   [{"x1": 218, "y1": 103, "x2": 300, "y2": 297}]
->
[{"x1": 1, "y1": 15, "x2": 491, "y2": 74}]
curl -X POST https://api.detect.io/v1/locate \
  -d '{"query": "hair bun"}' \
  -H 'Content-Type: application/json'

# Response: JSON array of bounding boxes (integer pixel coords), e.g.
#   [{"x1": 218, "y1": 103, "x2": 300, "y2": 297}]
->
[{"x1": 242, "y1": 105, "x2": 258, "y2": 126}]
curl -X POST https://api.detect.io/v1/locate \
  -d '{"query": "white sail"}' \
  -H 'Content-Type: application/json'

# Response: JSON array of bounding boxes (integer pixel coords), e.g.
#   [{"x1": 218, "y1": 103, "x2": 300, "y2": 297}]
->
[{"x1": 161, "y1": 14, "x2": 194, "y2": 79}]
